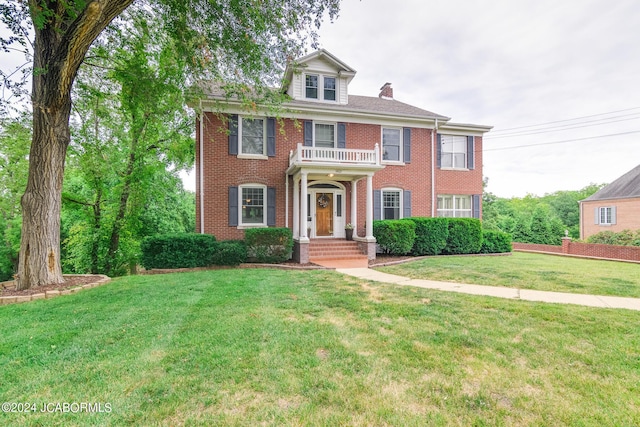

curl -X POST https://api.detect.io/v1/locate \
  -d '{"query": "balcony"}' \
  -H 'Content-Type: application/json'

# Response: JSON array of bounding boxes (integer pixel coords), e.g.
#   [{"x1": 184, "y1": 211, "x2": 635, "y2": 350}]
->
[{"x1": 289, "y1": 143, "x2": 380, "y2": 167}]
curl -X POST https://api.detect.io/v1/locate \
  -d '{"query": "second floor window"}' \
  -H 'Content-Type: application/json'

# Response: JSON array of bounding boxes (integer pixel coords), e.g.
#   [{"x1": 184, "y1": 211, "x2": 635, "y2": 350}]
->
[
  {"x1": 382, "y1": 128, "x2": 402, "y2": 162},
  {"x1": 440, "y1": 135, "x2": 467, "y2": 169},
  {"x1": 240, "y1": 117, "x2": 265, "y2": 155},
  {"x1": 315, "y1": 123, "x2": 335, "y2": 148}
]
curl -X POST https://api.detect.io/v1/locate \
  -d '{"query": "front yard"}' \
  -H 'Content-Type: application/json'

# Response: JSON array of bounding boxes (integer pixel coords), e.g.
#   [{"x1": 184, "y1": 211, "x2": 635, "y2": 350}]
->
[
  {"x1": 1, "y1": 267, "x2": 639, "y2": 426},
  {"x1": 378, "y1": 252, "x2": 640, "y2": 298}
]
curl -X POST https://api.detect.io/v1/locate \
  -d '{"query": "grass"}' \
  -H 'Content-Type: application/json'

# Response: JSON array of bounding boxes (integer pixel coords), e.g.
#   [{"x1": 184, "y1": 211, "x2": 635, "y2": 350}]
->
[
  {"x1": 1, "y1": 268, "x2": 639, "y2": 426},
  {"x1": 378, "y1": 252, "x2": 640, "y2": 297}
]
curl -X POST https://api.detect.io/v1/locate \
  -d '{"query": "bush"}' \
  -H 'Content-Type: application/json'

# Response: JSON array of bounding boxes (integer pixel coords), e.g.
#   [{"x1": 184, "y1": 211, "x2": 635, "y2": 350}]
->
[
  {"x1": 245, "y1": 228, "x2": 293, "y2": 263},
  {"x1": 211, "y1": 240, "x2": 247, "y2": 266},
  {"x1": 140, "y1": 233, "x2": 216, "y2": 269},
  {"x1": 480, "y1": 230, "x2": 512, "y2": 253},
  {"x1": 406, "y1": 217, "x2": 449, "y2": 256},
  {"x1": 373, "y1": 220, "x2": 416, "y2": 255},
  {"x1": 443, "y1": 218, "x2": 482, "y2": 255},
  {"x1": 587, "y1": 229, "x2": 640, "y2": 246}
]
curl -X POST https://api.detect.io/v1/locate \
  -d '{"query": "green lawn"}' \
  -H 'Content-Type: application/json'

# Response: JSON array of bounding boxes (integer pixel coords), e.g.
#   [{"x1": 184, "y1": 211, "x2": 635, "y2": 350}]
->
[
  {"x1": 1, "y1": 268, "x2": 639, "y2": 426},
  {"x1": 378, "y1": 252, "x2": 640, "y2": 297}
]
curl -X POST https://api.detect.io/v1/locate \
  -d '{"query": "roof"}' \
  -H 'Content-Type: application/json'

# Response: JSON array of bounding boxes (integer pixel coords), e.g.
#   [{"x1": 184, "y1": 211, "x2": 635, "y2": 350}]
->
[{"x1": 583, "y1": 164, "x2": 640, "y2": 201}]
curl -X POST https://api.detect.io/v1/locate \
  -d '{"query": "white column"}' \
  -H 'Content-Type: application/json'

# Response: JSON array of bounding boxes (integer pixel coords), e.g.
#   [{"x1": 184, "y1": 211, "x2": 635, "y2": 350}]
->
[
  {"x1": 365, "y1": 174, "x2": 374, "y2": 240},
  {"x1": 300, "y1": 172, "x2": 308, "y2": 240},
  {"x1": 293, "y1": 175, "x2": 300, "y2": 238},
  {"x1": 351, "y1": 179, "x2": 358, "y2": 238}
]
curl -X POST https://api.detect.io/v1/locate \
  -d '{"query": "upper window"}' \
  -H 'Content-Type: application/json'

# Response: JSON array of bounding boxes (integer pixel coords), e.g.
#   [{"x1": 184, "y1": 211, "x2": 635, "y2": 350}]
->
[
  {"x1": 437, "y1": 195, "x2": 471, "y2": 218},
  {"x1": 382, "y1": 128, "x2": 402, "y2": 162},
  {"x1": 382, "y1": 189, "x2": 402, "y2": 220},
  {"x1": 305, "y1": 75, "x2": 318, "y2": 99},
  {"x1": 324, "y1": 77, "x2": 336, "y2": 101},
  {"x1": 240, "y1": 185, "x2": 266, "y2": 226},
  {"x1": 315, "y1": 123, "x2": 335, "y2": 148},
  {"x1": 599, "y1": 207, "x2": 613, "y2": 225},
  {"x1": 440, "y1": 135, "x2": 467, "y2": 169},
  {"x1": 240, "y1": 117, "x2": 265, "y2": 156}
]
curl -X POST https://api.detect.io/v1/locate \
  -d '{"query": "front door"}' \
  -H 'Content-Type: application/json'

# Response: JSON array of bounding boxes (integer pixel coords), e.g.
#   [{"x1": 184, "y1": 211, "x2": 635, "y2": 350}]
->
[{"x1": 315, "y1": 193, "x2": 334, "y2": 236}]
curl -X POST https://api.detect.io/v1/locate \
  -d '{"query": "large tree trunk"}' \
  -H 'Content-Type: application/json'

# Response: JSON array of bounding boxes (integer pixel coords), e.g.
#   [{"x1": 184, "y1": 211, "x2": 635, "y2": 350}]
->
[{"x1": 16, "y1": 0, "x2": 134, "y2": 290}]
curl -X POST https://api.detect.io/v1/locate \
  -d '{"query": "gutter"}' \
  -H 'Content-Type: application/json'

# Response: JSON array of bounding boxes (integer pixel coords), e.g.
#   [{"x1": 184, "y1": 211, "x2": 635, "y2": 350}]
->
[{"x1": 432, "y1": 118, "x2": 438, "y2": 217}]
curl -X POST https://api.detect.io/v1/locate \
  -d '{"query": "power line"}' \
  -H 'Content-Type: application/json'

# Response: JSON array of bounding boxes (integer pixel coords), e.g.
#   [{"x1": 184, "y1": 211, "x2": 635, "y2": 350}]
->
[
  {"x1": 485, "y1": 115, "x2": 640, "y2": 139},
  {"x1": 488, "y1": 107, "x2": 640, "y2": 134},
  {"x1": 484, "y1": 130, "x2": 640, "y2": 152}
]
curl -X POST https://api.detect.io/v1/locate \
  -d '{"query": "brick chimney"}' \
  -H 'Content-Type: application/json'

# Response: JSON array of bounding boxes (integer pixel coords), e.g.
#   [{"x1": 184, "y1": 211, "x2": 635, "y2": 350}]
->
[{"x1": 379, "y1": 82, "x2": 393, "y2": 99}]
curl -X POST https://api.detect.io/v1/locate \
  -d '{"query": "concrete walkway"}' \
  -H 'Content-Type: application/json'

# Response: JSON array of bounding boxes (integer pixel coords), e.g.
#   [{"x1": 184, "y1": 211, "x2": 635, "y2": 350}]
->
[{"x1": 337, "y1": 267, "x2": 640, "y2": 311}]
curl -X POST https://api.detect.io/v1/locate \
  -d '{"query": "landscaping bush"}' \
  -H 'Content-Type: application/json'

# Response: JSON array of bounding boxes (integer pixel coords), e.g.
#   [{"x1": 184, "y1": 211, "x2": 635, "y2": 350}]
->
[
  {"x1": 406, "y1": 217, "x2": 449, "y2": 256},
  {"x1": 480, "y1": 230, "x2": 512, "y2": 253},
  {"x1": 373, "y1": 219, "x2": 416, "y2": 255},
  {"x1": 245, "y1": 228, "x2": 293, "y2": 263},
  {"x1": 587, "y1": 229, "x2": 640, "y2": 246},
  {"x1": 443, "y1": 218, "x2": 483, "y2": 255},
  {"x1": 211, "y1": 240, "x2": 247, "y2": 266},
  {"x1": 140, "y1": 233, "x2": 216, "y2": 269}
]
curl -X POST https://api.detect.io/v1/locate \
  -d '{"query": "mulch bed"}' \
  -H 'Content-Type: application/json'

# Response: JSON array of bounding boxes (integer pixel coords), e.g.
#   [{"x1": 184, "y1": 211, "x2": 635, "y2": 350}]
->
[{"x1": 0, "y1": 275, "x2": 105, "y2": 297}]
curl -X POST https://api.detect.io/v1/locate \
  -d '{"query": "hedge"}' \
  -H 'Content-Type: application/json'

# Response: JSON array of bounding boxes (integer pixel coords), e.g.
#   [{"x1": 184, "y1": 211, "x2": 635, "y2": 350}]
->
[
  {"x1": 245, "y1": 228, "x2": 293, "y2": 263},
  {"x1": 140, "y1": 233, "x2": 217, "y2": 269},
  {"x1": 406, "y1": 217, "x2": 449, "y2": 256},
  {"x1": 211, "y1": 240, "x2": 247, "y2": 266},
  {"x1": 443, "y1": 218, "x2": 483, "y2": 255},
  {"x1": 373, "y1": 219, "x2": 416, "y2": 255},
  {"x1": 480, "y1": 230, "x2": 512, "y2": 254}
]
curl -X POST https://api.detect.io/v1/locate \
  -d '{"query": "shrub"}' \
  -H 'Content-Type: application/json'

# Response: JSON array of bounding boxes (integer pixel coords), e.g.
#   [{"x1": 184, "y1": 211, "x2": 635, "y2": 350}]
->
[
  {"x1": 406, "y1": 217, "x2": 449, "y2": 256},
  {"x1": 587, "y1": 229, "x2": 640, "y2": 246},
  {"x1": 443, "y1": 218, "x2": 482, "y2": 255},
  {"x1": 373, "y1": 219, "x2": 416, "y2": 255},
  {"x1": 211, "y1": 240, "x2": 247, "y2": 266},
  {"x1": 140, "y1": 233, "x2": 216, "y2": 269},
  {"x1": 480, "y1": 230, "x2": 512, "y2": 253},
  {"x1": 245, "y1": 228, "x2": 293, "y2": 263}
]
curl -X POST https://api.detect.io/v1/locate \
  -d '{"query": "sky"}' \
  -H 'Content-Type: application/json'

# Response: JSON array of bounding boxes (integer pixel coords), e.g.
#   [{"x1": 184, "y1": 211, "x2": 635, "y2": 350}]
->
[{"x1": 312, "y1": 0, "x2": 640, "y2": 197}]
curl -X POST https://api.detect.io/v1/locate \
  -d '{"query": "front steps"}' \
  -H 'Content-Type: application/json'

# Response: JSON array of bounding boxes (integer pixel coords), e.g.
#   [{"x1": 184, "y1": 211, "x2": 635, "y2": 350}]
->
[{"x1": 309, "y1": 239, "x2": 369, "y2": 268}]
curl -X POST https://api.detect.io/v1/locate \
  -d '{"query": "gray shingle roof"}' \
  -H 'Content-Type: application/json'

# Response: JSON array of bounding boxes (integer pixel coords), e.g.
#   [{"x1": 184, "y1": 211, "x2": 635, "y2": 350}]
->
[{"x1": 583, "y1": 164, "x2": 640, "y2": 201}]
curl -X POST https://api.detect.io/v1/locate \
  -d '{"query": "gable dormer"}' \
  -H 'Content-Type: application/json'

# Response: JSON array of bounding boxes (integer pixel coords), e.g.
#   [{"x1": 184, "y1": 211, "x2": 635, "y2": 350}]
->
[{"x1": 283, "y1": 49, "x2": 356, "y2": 105}]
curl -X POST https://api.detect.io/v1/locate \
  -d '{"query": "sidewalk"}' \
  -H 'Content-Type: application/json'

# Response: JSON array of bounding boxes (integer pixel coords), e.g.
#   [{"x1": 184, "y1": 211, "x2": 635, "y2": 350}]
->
[{"x1": 337, "y1": 268, "x2": 640, "y2": 311}]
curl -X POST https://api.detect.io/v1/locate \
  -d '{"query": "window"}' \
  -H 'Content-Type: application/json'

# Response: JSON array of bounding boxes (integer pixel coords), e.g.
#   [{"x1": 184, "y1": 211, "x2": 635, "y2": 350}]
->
[
  {"x1": 437, "y1": 195, "x2": 472, "y2": 218},
  {"x1": 382, "y1": 128, "x2": 402, "y2": 162},
  {"x1": 382, "y1": 190, "x2": 401, "y2": 220},
  {"x1": 599, "y1": 207, "x2": 613, "y2": 225},
  {"x1": 240, "y1": 117, "x2": 265, "y2": 155},
  {"x1": 315, "y1": 123, "x2": 335, "y2": 148},
  {"x1": 240, "y1": 185, "x2": 266, "y2": 225},
  {"x1": 305, "y1": 75, "x2": 318, "y2": 99},
  {"x1": 324, "y1": 77, "x2": 336, "y2": 101},
  {"x1": 440, "y1": 135, "x2": 467, "y2": 169}
]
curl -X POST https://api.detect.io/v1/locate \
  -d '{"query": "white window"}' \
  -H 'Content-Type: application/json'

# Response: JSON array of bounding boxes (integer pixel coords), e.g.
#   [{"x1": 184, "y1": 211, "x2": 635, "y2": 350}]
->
[
  {"x1": 240, "y1": 185, "x2": 266, "y2": 226},
  {"x1": 382, "y1": 128, "x2": 402, "y2": 162},
  {"x1": 240, "y1": 117, "x2": 266, "y2": 156},
  {"x1": 314, "y1": 123, "x2": 335, "y2": 148},
  {"x1": 599, "y1": 207, "x2": 613, "y2": 225},
  {"x1": 382, "y1": 189, "x2": 402, "y2": 220},
  {"x1": 324, "y1": 77, "x2": 336, "y2": 101},
  {"x1": 305, "y1": 74, "x2": 318, "y2": 99},
  {"x1": 440, "y1": 135, "x2": 467, "y2": 169},
  {"x1": 437, "y1": 195, "x2": 472, "y2": 218},
  {"x1": 305, "y1": 74, "x2": 337, "y2": 102}
]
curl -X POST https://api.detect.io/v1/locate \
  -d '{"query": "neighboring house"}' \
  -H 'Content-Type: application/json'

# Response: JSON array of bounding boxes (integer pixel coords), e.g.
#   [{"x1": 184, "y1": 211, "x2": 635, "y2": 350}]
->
[
  {"x1": 193, "y1": 49, "x2": 492, "y2": 262},
  {"x1": 580, "y1": 164, "x2": 640, "y2": 239}
]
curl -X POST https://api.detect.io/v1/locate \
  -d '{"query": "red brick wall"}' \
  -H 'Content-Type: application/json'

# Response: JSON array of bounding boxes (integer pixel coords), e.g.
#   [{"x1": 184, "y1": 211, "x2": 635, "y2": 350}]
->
[
  {"x1": 513, "y1": 241, "x2": 640, "y2": 262},
  {"x1": 196, "y1": 114, "x2": 483, "y2": 240},
  {"x1": 512, "y1": 242, "x2": 564, "y2": 253},
  {"x1": 581, "y1": 198, "x2": 640, "y2": 239}
]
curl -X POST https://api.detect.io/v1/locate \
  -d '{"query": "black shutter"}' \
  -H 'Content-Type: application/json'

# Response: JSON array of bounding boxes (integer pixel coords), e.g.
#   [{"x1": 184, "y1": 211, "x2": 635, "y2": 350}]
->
[
  {"x1": 337, "y1": 123, "x2": 346, "y2": 148},
  {"x1": 267, "y1": 118, "x2": 276, "y2": 157},
  {"x1": 373, "y1": 190, "x2": 381, "y2": 220},
  {"x1": 228, "y1": 115, "x2": 238, "y2": 155},
  {"x1": 229, "y1": 186, "x2": 238, "y2": 226},
  {"x1": 467, "y1": 136, "x2": 474, "y2": 170},
  {"x1": 472, "y1": 194, "x2": 481, "y2": 219},
  {"x1": 403, "y1": 128, "x2": 411, "y2": 163},
  {"x1": 267, "y1": 187, "x2": 276, "y2": 226},
  {"x1": 304, "y1": 121, "x2": 313, "y2": 147},
  {"x1": 403, "y1": 190, "x2": 412, "y2": 218},
  {"x1": 436, "y1": 133, "x2": 442, "y2": 168}
]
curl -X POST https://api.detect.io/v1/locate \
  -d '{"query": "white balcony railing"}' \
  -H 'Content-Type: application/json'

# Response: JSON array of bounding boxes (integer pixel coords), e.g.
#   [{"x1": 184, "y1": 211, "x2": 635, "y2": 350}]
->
[{"x1": 289, "y1": 143, "x2": 380, "y2": 166}]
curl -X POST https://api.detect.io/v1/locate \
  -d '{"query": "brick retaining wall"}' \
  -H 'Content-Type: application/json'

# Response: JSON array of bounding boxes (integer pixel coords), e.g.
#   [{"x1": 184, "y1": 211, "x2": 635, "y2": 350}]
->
[{"x1": 513, "y1": 238, "x2": 640, "y2": 263}]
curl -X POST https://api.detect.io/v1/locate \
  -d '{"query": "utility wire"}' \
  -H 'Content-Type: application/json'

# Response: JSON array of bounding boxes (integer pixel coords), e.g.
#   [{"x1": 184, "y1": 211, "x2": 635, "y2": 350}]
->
[
  {"x1": 484, "y1": 130, "x2": 640, "y2": 152},
  {"x1": 486, "y1": 115, "x2": 640, "y2": 139}
]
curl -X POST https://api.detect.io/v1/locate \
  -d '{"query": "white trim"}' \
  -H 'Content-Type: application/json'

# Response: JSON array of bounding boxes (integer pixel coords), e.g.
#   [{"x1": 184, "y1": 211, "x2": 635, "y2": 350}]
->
[
  {"x1": 238, "y1": 184, "x2": 267, "y2": 227},
  {"x1": 239, "y1": 116, "x2": 267, "y2": 157},
  {"x1": 304, "y1": 73, "x2": 339, "y2": 103},
  {"x1": 439, "y1": 134, "x2": 468, "y2": 170},
  {"x1": 437, "y1": 194, "x2": 472, "y2": 218},
  {"x1": 381, "y1": 127, "x2": 404, "y2": 164},
  {"x1": 313, "y1": 121, "x2": 337, "y2": 148}
]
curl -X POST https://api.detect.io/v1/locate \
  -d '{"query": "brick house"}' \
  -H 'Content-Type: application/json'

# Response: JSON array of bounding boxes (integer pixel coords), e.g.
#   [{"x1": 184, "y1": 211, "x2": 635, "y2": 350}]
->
[
  {"x1": 579, "y1": 164, "x2": 640, "y2": 239},
  {"x1": 194, "y1": 50, "x2": 492, "y2": 262}
]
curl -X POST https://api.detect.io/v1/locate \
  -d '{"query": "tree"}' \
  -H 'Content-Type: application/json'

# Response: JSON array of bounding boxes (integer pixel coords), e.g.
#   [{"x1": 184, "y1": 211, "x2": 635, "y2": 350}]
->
[{"x1": 1, "y1": 0, "x2": 340, "y2": 289}]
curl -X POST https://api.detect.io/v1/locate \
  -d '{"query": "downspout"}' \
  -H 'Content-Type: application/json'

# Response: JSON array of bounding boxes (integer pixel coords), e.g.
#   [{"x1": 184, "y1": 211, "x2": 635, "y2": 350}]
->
[
  {"x1": 431, "y1": 118, "x2": 438, "y2": 217},
  {"x1": 285, "y1": 174, "x2": 289, "y2": 228},
  {"x1": 199, "y1": 100, "x2": 205, "y2": 234}
]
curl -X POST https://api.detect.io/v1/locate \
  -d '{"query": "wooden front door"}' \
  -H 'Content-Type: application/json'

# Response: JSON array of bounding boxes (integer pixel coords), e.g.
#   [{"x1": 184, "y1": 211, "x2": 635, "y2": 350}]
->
[{"x1": 315, "y1": 193, "x2": 333, "y2": 236}]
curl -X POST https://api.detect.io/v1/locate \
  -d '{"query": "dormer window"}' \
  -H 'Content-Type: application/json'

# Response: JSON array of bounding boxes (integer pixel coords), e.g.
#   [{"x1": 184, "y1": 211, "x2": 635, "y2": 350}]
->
[
  {"x1": 324, "y1": 77, "x2": 336, "y2": 101},
  {"x1": 305, "y1": 75, "x2": 318, "y2": 99}
]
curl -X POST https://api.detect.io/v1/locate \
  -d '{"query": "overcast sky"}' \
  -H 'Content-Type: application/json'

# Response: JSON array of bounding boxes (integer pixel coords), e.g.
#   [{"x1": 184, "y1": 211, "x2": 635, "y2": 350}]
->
[{"x1": 315, "y1": 0, "x2": 640, "y2": 197}]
